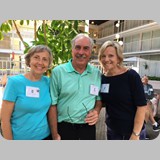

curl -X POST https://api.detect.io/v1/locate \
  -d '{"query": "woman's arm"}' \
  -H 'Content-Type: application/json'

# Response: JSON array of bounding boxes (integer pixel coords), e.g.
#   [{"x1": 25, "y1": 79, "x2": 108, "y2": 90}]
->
[
  {"x1": 48, "y1": 105, "x2": 61, "y2": 140},
  {"x1": 1, "y1": 100, "x2": 15, "y2": 140},
  {"x1": 130, "y1": 106, "x2": 146, "y2": 140}
]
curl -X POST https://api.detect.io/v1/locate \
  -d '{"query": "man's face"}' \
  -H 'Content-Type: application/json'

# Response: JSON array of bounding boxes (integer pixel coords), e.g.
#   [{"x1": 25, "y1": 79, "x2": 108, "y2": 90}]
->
[
  {"x1": 142, "y1": 76, "x2": 148, "y2": 84},
  {"x1": 72, "y1": 37, "x2": 92, "y2": 67}
]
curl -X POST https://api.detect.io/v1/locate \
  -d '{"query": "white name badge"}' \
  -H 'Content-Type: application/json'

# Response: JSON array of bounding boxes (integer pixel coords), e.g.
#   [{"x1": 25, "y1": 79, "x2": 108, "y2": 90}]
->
[
  {"x1": 149, "y1": 88, "x2": 153, "y2": 91},
  {"x1": 90, "y1": 85, "x2": 99, "y2": 96},
  {"x1": 100, "y1": 84, "x2": 110, "y2": 93},
  {"x1": 26, "y1": 86, "x2": 40, "y2": 98}
]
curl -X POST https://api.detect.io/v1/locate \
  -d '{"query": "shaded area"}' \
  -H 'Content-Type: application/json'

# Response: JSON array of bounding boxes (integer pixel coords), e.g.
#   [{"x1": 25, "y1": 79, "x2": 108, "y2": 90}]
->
[
  {"x1": 146, "y1": 116, "x2": 160, "y2": 140},
  {"x1": 96, "y1": 108, "x2": 160, "y2": 140},
  {"x1": 96, "y1": 108, "x2": 107, "y2": 140}
]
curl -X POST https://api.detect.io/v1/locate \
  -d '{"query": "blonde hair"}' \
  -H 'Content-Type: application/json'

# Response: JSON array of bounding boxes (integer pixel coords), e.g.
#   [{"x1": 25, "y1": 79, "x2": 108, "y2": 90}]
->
[{"x1": 98, "y1": 40, "x2": 123, "y2": 67}]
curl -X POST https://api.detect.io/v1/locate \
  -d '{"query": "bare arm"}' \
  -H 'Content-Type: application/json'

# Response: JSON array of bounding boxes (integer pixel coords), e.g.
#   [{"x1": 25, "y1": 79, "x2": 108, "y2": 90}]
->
[
  {"x1": 130, "y1": 106, "x2": 146, "y2": 140},
  {"x1": 1, "y1": 100, "x2": 14, "y2": 140},
  {"x1": 85, "y1": 100, "x2": 102, "y2": 125},
  {"x1": 48, "y1": 105, "x2": 61, "y2": 140}
]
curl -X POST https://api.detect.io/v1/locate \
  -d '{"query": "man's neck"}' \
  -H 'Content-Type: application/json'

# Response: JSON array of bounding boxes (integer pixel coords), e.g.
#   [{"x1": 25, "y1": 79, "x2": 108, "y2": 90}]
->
[{"x1": 72, "y1": 61, "x2": 87, "y2": 74}]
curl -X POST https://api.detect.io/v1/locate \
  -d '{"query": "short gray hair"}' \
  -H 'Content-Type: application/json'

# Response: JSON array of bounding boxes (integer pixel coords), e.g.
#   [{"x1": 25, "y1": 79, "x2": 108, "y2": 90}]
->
[
  {"x1": 71, "y1": 33, "x2": 94, "y2": 49},
  {"x1": 25, "y1": 45, "x2": 53, "y2": 68}
]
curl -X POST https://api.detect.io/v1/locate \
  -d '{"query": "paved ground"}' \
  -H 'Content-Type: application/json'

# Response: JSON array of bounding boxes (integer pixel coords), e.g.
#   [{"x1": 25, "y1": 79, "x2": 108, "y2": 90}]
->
[{"x1": 96, "y1": 108, "x2": 107, "y2": 140}]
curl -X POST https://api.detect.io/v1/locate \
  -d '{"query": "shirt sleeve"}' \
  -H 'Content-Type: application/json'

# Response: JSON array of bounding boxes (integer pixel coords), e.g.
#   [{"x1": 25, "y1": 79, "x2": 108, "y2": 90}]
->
[
  {"x1": 96, "y1": 69, "x2": 102, "y2": 101},
  {"x1": 50, "y1": 68, "x2": 59, "y2": 105},
  {"x1": 3, "y1": 77, "x2": 17, "y2": 102},
  {"x1": 131, "y1": 71, "x2": 147, "y2": 107}
]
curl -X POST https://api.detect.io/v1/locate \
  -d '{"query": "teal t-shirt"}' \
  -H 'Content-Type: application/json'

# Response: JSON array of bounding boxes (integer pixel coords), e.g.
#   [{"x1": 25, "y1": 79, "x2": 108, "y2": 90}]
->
[
  {"x1": 50, "y1": 59, "x2": 101, "y2": 123},
  {"x1": 3, "y1": 75, "x2": 51, "y2": 140}
]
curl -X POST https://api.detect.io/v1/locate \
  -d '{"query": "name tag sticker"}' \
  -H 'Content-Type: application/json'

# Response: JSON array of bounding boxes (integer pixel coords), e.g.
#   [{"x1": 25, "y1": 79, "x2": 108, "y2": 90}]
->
[
  {"x1": 90, "y1": 85, "x2": 99, "y2": 96},
  {"x1": 26, "y1": 86, "x2": 40, "y2": 98},
  {"x1": 101, "y1": 84, "x2": 110, "y2": 93}
]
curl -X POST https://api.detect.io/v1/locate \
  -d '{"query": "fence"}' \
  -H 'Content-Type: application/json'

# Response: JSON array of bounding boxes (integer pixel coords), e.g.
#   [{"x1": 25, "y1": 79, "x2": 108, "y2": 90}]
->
[{"x1": 0, "y1": 59, "x2": 28, "y2": 77}]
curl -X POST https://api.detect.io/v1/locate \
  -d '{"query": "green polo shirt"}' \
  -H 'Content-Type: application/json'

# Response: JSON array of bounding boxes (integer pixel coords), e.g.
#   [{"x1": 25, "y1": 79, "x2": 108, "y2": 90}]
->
[{"x1": 50, "y1": 59, "x2": 101, "y2": 123}]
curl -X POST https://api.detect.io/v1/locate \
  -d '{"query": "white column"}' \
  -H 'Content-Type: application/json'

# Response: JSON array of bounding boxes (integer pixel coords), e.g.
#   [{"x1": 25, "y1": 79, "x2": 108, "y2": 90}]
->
[{"x1": 85, "y1": 20, "x2": 89, "y2": 33}]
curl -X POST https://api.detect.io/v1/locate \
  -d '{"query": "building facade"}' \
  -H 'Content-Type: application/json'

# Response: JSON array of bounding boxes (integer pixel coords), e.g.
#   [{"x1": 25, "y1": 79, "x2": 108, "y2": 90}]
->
[
  {"x1": 1, "y1": 20, "x2": 160, "y2": 77},
  {"x1": 89, "y1": 20, "x2": 160, "y2": 77}
]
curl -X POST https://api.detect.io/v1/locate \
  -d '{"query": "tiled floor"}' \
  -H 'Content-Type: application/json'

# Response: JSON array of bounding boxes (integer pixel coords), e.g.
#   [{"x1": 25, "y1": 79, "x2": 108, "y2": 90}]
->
[{"x1": 96, "y1": 108, "x2": 106, "y2": 140}]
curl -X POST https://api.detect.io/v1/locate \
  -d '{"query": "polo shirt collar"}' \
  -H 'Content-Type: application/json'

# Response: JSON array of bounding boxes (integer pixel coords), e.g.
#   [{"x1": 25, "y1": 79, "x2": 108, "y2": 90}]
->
[{"x1": 66, "y1": 59, "x2": 92, "y2": 74}]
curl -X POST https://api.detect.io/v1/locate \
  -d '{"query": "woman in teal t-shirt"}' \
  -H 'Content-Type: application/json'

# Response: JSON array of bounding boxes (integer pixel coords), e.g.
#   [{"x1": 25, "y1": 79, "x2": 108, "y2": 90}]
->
[{"x1": 1, "y1": 45, "x2": 53, "y2": 140}]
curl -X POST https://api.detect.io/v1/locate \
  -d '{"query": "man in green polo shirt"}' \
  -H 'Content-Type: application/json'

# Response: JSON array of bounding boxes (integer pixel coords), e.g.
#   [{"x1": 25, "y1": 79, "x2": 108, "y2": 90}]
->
[{"x1": 48, "y1": 33, "x2": 102, "y2": 140}]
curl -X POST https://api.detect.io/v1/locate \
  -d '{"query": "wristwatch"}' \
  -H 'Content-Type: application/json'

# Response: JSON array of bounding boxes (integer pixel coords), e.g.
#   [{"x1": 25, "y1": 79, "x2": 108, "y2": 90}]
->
[{"x1": 132, "y1": 131, "x2": 140, "y2": 136}]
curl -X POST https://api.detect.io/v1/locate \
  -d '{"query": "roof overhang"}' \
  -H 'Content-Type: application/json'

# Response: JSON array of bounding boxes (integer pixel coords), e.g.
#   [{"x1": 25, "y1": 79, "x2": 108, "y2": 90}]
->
[
  {"x1": 96, "y1": 22, "x2": 160, "y2": 45},
  {"x1": 0, "y1": 49, "x2": 24, "y2": 55},
  {"x1": 124, "y1": 49, "x2": 160, "y2": 57}
]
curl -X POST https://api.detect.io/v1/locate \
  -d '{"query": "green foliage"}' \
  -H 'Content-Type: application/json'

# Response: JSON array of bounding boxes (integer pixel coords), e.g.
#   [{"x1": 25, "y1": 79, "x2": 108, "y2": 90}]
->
[
  {"x1": 0, "y1": 32, "x2": 3, "y2": 39},
  {"x1": 0, "y1": 20, "x2": 30, "y2": 40},
  {"x1": 0, "y1": 20, "x2": 85, "y2": 68},
  {"x1": 0, "y1": 22, "x2": 12, "y2": 40},
  {"x1": 148, "y1": 76, "x2": 160, "y2": 81},
  {"x1": 29, "y1": 20, "x2": 84, "y2": 66}
]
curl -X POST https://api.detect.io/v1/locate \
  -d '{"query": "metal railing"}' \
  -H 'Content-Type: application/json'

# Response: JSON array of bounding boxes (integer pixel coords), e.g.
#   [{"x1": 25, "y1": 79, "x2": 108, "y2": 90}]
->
[
  {"x1": 0, "y1": 68, "x2": 29, "y2": 76},
  {"x1": 0, "y1": 59, "x2": 29, "y2": 77},
  {"x1": 98, "y1": 20, "x2": 153, "y2": 38}
]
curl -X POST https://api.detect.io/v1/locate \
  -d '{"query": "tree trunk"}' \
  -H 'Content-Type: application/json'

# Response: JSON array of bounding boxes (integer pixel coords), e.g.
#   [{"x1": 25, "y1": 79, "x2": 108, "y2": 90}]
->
[
  {"x1": 12, "y1": 20, "x2": 27, "y2": 49},
  {"x1": 34, "y1": 20, "x2": 37, "y2": 41},
  {"x1": 42, "y1": 20, "x2": 47, "y2": 45}
]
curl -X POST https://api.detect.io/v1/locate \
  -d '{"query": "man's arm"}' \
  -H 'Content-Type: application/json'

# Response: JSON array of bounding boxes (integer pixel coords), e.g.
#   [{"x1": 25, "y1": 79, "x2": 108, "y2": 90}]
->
[{"x1": 48, "y1": 105, "x2": 61, "y2": 140}]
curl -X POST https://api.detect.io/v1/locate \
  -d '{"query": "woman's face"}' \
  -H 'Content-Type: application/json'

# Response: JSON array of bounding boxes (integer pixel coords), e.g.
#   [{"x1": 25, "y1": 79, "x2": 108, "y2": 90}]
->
[
  {"x1": 29, "y1": 51, "x2": 50, "y2": 76},
  {"x1": 100, "y1": 46, "x2": 120, "y2": 72}
]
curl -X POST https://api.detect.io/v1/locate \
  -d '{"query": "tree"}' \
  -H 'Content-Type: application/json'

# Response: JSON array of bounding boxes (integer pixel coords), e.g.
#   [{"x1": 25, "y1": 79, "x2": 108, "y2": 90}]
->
[
  {"x1": 30, "y1": 20, "x2": 84, "y2": 66},
  {"x1": 0, "y1": 20, "x2": 85, "y2": 67},
  {"x1": 0, "y1": 20, "x2": 30, "y2": 48}
]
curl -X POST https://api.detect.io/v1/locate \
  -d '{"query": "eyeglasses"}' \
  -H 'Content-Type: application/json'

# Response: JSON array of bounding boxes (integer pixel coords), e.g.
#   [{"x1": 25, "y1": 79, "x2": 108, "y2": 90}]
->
[{"x1": 67, "y1": 103, "x2": 89, "y2": 123}]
